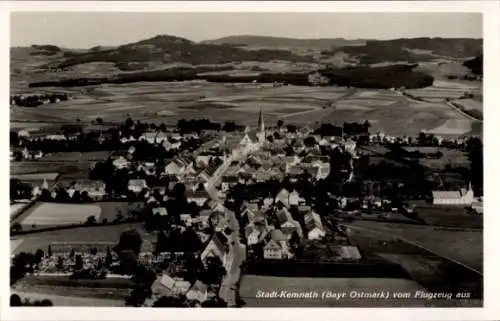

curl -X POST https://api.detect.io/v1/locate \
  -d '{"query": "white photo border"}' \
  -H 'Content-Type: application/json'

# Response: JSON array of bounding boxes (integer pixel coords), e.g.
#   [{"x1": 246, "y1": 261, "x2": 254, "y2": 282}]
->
[{"x1": 1, "y1": 1, "x2": 498, "y2": 321}]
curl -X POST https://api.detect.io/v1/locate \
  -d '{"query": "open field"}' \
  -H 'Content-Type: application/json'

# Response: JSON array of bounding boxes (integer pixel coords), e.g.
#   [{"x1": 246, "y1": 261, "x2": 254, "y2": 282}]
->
[
  {"x1": 11, "y1": 81, "x2": 481, "y2": 135},
  {"x1": 239, "y1": 274, "x2": 480, "y2": 307},
  {"x1": 10, "y1": 222, "x2": 154, "y2": 255},
  {"x1": 11, "y1": 161, "x2": 91, "y2": 180},
  {"x1": 41, "y1": 151, "x2": 111, "y2": 162},
  {"x1": 454, "y1": 99, "x2": 482, "y2": 112},
  {"x1": 346, "y1": 220, "x2": 482, "y2": 273},
  {"x1": 20, "y1": 203, "x2": 102, "y2": 226},
  {"x1": 401, "y1": 147, "x2": 470, "y2": 170},
  {"x1": 11, "y1": 172, "x2": 60, "y2": 181},
  {"x1": 15, "y1": 201, "x2": 144, "y2": 230}
]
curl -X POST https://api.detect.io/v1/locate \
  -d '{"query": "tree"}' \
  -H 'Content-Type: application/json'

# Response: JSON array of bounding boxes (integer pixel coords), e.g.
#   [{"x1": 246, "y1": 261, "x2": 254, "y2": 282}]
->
[
  {"x1": 115, "y1": 229, "x2": 143, "y2": 256},
  {"x1": 105, "y1": 246, "x2": 113, "y2": 266},
  {"x1": 47, "y1": 245, "x2": 52, "y2": 257},
  {"x1": 286, "y1": 124, "x2": 297, "y2": 133},
  {"x1": 277, "y1": 120, "x2": 284, "y2": 130},
  {"x1": 96, "y1": 117, "x2": 103, "y2": 125},
  {"x1": 69, "y1": 249, "x2": 75, "y2": 259},
  {"x1": 155, "y1": 230, "x2": 169, "y2": 254},
  {"x1": 75, "y1": 254, "x2": 83, "y2": 270},
  {"x1": 35, "y1": 249, "x2": 45, "y2": 263},
  {"x1": 85, "y1": 215, "x2": 97, "y2": 226},
  {"x1": 10, "y1": 294, "x2": 22, "y2": 306},
  {"x1": 11, "y1": 222, "x2": 22, "y2": 233},
  {"x1": 118, "y1": 250, "x2": 138, "y2": 275}
]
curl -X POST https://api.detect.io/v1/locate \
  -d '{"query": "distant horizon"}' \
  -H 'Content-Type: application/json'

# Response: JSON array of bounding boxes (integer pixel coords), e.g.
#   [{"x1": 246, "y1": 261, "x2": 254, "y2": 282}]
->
[
  {"x1": 11, "y1": 12, "x2": 482, "y2": 49},
  {"x1": 11, "y1": 34, "x2": 484, "y2": 50}
]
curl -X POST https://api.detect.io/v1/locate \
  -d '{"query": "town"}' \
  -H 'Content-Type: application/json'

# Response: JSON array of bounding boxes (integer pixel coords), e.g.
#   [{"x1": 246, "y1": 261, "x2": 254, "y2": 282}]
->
[{"x1": 10, "y1": 107, "x2": 483, "y2": 307}]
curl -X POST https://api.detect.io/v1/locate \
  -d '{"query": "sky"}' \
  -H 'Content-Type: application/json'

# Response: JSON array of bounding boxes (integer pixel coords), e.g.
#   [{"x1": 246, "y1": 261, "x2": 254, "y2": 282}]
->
[{"x1": 10, "y1": 12, "x2": 482, "y2": 48}]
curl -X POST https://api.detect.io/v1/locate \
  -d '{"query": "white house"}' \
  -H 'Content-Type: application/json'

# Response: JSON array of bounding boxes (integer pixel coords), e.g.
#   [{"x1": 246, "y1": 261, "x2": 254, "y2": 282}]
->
[
  {"x1": 304, "y1": 211, "x2": 325, "y2": 240},
  {"x1": 186, "y1": 280, "x2": 209, "y2": 302},
  {"x1": 113, "y1": 156, "x2": 129, "y2": 170},
  {"x1": 200, "y1": 232, "x2": 229, "y2": 270},
  {"x1": 128, "y1": 179, "x2": 147, "y2": 194},
  {"x1": 263, "y1": 230, "x2": 291, "y2": 260},
  {"x1": 164, "y1": 159, "x2": 185, "y2": 176}
]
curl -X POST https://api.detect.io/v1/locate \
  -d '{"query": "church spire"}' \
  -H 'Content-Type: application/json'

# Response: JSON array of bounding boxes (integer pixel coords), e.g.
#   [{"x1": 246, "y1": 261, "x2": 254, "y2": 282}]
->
[{"x1": 258, "y1": 107, "x2": 265, "y2": 133}]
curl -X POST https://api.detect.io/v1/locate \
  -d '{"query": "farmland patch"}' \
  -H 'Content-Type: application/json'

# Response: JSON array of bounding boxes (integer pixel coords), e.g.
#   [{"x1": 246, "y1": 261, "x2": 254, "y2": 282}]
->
[
  {"x1": 428, "y1": 119, "x2": 472, "y2": 135},
  {"x1": 21, "y1": 203, "x2": 102, "y2": 226}
]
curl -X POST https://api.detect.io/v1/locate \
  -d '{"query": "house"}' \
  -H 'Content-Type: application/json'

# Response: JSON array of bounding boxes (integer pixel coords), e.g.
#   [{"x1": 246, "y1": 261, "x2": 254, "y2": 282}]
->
[
  {"x1": 288, "y1": 190, "x2": 302, "y2": 206},
  {"x1": 195, "y1": 156, "x2": 211, "y2": 169},
  {"x1": 206, "y1": 199, "x2": 226, "y2": 213},
  {"x1": 221, "y1": 176, "x2": 239, "y2": 192},
  {"x1": 240, "y1": 202, "x2": 260, "y2": 223},
  {"x1": 128, "y1": 179, "x2": 147, "y2": 193},
  {"x1": 304, "y1": 211, "x2": 325, "y2": 240},
  {"x1": 113, "y1": 156, "x2": 129, "y2": 170},
  {"x1": 180, "y1": 214, "x2": 192, "y2": 226},
  {"x1": 276, "y1": 207, "x2": 293, "y2": 225},
  {"x1": 275, "y1": 188, "x2": 291, "y2": 208},
  {"x1": 263, "y1": 230, "x2": 291, "y2": 260},
  {"x1": 151, "y1": 274, "x2": 190, "y2": 298},
  {"x1": 280, "y1": 219, "x2": 302, "y2": 238},
  {"x1": 164, "y1": 159, "x2": 186, "y2": 176},
  {"x1": 432, "y1": 183, "x2": 474, "y2": 205},
  {"x1": 209, "y1": 211, "x2": 227, "y2": 231},
  {"x1": 186, "y1": 280, "x2": 209, "y2": 302},
  {"x1": 73, "y1": 180, "x2": 106, "y2": 200},
  {"x1": 152, "y1": 207, "x2": 168, "y2": 216},
  {"x1": 337, "y1": 245, "x2": 362, "y2": 261},
  {"x1": 199, "y1": 209, "x2": 212, "y2": 227},
  {"x1": 186, "y1": 190, "x2": 209, "y2": 206},
  {"x1": 200, "y1": 232, "x2": 229, "y2": 269}
]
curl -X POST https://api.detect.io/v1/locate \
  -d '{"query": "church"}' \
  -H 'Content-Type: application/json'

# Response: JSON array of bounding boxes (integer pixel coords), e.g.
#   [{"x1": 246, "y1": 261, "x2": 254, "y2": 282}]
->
[
  {"x1": 222, "y1": 107, "x2": 266, "y2": 160},
  {"x1": 431, "y1": 182, "x2": 475, "y2": 205}
]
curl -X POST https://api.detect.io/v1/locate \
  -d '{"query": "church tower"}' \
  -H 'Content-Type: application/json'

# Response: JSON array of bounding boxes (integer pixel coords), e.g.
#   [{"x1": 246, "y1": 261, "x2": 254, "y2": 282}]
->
[{"x1": 257, "y1": 107, "x2": 265, "y2": 144}]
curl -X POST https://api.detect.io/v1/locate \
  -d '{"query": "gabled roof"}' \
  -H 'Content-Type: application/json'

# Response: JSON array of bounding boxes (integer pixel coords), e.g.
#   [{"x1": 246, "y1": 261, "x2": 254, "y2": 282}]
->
[
  {"x1": 269, "y1": 229, "x2": 287, "y2": 242},
  {"x1": 128, "y1": 179, "x2": 146, "y2": 187},
  {"x1": 277, "y1": 207, "x2": 293, "y2": 224},
  {"x1": 189, "y1": 280, "x2": 208, "y2": 293},
  {"x1": 186, "y1": 190, "x2": 209, "y2": 199},
  {"x1": 152, "y1": 207, "x2": 168, "y2": 216},
  {"x1": 432, "y1": 191, "x2": 462, "y2": 199},
  {"x1": 159, "y1": 274, "x2": 176, "y2": 289}
]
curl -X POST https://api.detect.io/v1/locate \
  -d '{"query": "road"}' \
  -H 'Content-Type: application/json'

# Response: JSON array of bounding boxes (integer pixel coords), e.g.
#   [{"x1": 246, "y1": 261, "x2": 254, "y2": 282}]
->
[
  {"x1": 445, "y1": 101, "x2": 482, "y2": 122},
  {"x1": 218, "y1": 206, "x2": 246, "y2": 306}
]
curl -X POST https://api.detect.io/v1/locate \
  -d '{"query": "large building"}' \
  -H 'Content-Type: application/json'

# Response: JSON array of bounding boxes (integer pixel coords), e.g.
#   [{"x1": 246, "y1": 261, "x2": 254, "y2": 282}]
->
[{"x1": 432, "y1": 182, "x2": 474, "y2": 205}]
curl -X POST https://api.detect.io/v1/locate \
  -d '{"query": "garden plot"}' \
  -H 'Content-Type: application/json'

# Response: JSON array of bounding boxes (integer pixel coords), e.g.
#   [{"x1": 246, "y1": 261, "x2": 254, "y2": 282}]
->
[{"x1": 21, "y1": 203, "x2": 102, "y2": 226}]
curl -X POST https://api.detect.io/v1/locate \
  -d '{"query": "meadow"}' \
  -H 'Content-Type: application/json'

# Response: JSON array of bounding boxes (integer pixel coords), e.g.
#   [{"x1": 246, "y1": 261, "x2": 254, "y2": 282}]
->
[{"x1": 11, "y1": 80, "x2": 481, "y2": 136}]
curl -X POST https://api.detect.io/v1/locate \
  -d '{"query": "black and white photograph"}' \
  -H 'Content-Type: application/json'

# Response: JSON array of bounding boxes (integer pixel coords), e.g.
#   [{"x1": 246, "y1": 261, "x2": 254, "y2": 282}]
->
[{"x1": 4, "y1": 2, "x2": 496, "y2": 315}]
